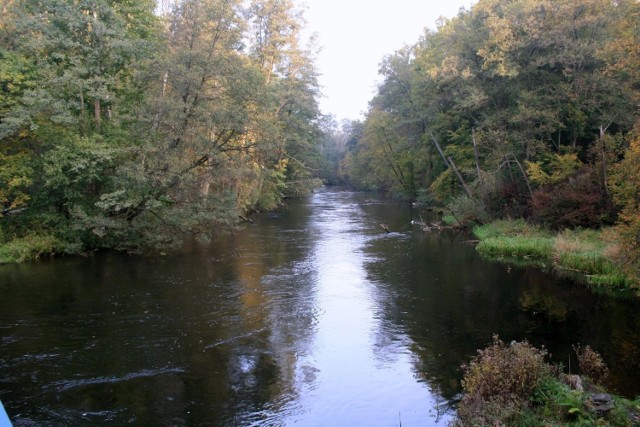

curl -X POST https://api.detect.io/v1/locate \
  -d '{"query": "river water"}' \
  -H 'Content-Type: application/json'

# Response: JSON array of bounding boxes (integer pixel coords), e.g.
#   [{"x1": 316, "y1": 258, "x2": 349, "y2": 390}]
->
[{"x1": 1, "y1": 189, "x2": 639, "y2": 425}]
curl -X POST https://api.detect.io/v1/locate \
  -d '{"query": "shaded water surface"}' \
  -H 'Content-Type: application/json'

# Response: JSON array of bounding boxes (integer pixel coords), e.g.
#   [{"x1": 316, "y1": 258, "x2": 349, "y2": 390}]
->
[{"x1": 1, "y1": 189, "x2": 639, "y2": 425}]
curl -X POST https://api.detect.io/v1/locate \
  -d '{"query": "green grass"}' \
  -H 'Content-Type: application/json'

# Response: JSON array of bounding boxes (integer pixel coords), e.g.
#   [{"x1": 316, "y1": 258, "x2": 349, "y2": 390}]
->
[
  {"x1": 477, "y1": 236, "x2": 555, "y2": 259},
  {"x1": 473, "y1": 220, "x2": 638, "y2": 289},
  {"x1": 473, "y1": 219, "x2": 551, "y2": 240},
  {"x1": 0, "y1": 234, "x2": 63, "y2": 264},
  {"x1": 474, "y1": 220, "x2": 555, "y2": 260}
]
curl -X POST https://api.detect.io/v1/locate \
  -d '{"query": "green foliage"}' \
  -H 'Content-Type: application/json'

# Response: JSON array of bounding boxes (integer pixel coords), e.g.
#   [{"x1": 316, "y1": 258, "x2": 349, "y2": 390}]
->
[
  {"x1": 0, "y1": 0, "x2": 325, "y2": 260},
  {"x1": 339, "y1": 0, "x2": 639, "y2": 235},
  {"x1": 256, "y1": 160, "x2": 288, "y2": 211},
  {"x1": 447, "y1": 194, "x2": 488, "y2": 225},
  {"x1": 39, "y1": 135, "x2": 117, "y2": 211},
  {"x1": 0, "y1": 150, "x2": 33, "y2": 214},
  {"x1": 530, "y1": 377, "x2": 593, "y2": 425},
  {"x1": 529, "y1": 376, "x2": 640, "y2": 426}
]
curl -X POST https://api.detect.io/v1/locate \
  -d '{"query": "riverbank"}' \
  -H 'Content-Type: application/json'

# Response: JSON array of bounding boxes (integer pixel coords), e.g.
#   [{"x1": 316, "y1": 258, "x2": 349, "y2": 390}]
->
[
  {"x1": 472, "y1": 220, "x2": 639, "y2": 290},
  {"x1": 0, "y1": 234, "x2": 71, "y2": 264},
  {"x1": 453, "y1": 337, "x2": 640, "y2": 426}
]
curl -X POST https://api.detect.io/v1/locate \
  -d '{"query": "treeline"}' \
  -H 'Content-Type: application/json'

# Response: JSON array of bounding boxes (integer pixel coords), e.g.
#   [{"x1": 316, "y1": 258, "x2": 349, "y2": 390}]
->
[
  {"x1": 0, "y1": 0, "x2": 325, "y2": 256},
  {"x1": 336, "y1": 0, "x2": 640, "y2": 274}
]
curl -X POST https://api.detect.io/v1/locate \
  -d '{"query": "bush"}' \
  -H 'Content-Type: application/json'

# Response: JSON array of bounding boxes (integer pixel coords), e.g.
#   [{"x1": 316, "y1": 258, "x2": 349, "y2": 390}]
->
[
  {"x1": 447, "y1": 194, "x2": 488, "y2": 225},
  {"x1": 455, "y1": 336, "x2": 554, "y2": 426},
  {"x1": 461, "y1": 336, "x2": 553, "y2": 401},
  {"x1": 531, "y1": 167, "x2": 612, "y2": 230},
  {"x1": 453, "y1": 339, "x2": 640, "y2": 426},
  {"x1": 573, "y1": 344, "x2": 609, "y2": 385},
  {"x1": 482, "y1": 180, "x2": 532, "y2": 219}
]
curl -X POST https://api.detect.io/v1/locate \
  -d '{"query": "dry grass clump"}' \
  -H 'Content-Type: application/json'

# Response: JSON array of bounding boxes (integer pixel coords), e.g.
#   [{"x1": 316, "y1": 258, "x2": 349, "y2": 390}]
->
[
  {"x1": 454, "y1": 336, "x2": 555, "y2": 426},
  {"x1": 453, "y1": 338, "x2": 640, "y2": 426},
  {"x1": 573, "y1": 344, "x2": 609, "y2": 385}
]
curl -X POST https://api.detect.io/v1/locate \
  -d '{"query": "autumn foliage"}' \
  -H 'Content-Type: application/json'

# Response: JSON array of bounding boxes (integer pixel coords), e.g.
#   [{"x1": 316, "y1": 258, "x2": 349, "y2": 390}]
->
[
  {"x1": 530, "y1": 167, "x2": 611, "y2": 230},
  {"x1": 610, "y1": 131, "x2": 640, "y2": 275}
]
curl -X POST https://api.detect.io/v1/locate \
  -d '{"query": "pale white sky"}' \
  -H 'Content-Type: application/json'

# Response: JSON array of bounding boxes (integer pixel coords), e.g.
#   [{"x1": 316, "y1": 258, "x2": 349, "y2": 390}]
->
[{"x1": 299, "y1": 0, "x2": 476, "y2": 121}]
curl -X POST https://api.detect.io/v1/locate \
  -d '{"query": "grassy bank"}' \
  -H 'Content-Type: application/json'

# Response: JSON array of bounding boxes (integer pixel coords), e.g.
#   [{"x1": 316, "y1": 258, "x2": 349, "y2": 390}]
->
[
  {"x1": 473, "y1": 220, "x2": 638, "y2": 289},
  {"x1": 453, "y1": 337, "x2": 640, "y2": 426},
  {"x1": 0, "y1": 234, "x2": 69, "y2": 264}
]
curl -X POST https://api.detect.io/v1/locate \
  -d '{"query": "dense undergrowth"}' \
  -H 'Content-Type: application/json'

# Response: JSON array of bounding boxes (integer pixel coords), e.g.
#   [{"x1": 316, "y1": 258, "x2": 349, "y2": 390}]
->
[
  {"x1": 452, "y1": 337, "x2": 640, "y2": 426},
  {"x1": 473, "y1": 220, "x2": 638, "y2": 289}
]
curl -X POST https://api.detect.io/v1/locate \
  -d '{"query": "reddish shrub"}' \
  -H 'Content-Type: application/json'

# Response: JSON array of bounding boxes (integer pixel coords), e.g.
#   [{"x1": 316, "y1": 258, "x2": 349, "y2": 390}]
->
[
  {"x1": 483, "y1": 180, "x2": 531, "y2": 219},
  {"x1": 530, "y1": 167, "x2": 612, "y2": 229}
]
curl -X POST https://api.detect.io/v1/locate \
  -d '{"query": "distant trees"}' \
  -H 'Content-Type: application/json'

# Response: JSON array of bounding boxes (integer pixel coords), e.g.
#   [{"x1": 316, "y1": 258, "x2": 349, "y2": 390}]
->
[{"x1": 0, "y1": 0, "x2": 324, "y2": 253}]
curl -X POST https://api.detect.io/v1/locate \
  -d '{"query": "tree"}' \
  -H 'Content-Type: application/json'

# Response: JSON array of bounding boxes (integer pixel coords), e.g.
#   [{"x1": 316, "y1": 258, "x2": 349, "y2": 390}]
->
[
  {"x1": 343, "y1": 0, "x2": 639, "y2": 226},
  {"x1": 610, "y1": 126, "x2": 640, "y2": 274}
]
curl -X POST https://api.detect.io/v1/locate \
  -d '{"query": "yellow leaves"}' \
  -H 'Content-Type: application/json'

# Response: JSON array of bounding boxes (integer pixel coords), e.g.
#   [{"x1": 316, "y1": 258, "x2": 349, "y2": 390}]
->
[
  {"x1": 9, "y1": 193, "x2": 30, "y2": 210},
  {"x1": 609, "y1": 129, "x2": 640, "y2": 273},
  {"x1": 526, "y1": 160, "x2": 550, "y2": 185},
  {"x1": 275, "y1": 157, "x2": 288, "y2": 173},
  {"x1": 7, "y1": 175, "x2": 31, "y2": 189},
  {"x1": 526, "y1": 153, "x2": 580, "y2": 186},
  {"x1": 610, "y1": 133, "x2": 640, "y2": 209},
  {"x1": 477, "y1": 14, "x2": 519, "y2": 78},
  {"x1": 429, "y1": 169, "x2": 455, "y2": 203},
  {"x1": 0, "y1": 150, "x2": 33, "y2": 213}
]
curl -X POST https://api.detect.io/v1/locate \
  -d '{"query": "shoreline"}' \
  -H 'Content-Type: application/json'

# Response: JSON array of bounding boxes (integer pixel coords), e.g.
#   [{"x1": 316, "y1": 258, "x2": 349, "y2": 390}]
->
[{"x1": 472, "y1": 219, "x2": 639, "y2": 292}]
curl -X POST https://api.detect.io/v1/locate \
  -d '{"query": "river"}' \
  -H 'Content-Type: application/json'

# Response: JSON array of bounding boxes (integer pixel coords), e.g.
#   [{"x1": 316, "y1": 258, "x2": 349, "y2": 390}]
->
[{"x1": 1, "y1": 188, "x2": 639, "y2": 425}]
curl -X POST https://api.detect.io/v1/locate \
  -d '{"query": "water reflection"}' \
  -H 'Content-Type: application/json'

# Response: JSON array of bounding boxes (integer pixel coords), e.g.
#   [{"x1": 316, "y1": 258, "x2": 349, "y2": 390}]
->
[
  {"x1": 1, "y1": 189, "x2": 639, "y2": 426},
  {"x1": 358, "y1": 200, "x2": 640, "y2": 400},
  {"x1": 276, "y1": 191, "x2": 448, "y2": 426}
]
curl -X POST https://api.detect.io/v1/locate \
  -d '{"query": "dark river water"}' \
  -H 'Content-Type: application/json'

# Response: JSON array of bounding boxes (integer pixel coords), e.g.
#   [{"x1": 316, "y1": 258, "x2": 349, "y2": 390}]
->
[{"x1": 1, "y1": 189, "x2": 640, "y2": 426}]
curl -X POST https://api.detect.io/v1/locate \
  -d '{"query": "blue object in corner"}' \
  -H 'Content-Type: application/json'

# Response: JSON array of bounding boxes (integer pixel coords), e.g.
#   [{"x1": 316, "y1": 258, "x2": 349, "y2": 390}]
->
[{"x1": 0, "y1": 401, "x2": 11, "y2": 427}]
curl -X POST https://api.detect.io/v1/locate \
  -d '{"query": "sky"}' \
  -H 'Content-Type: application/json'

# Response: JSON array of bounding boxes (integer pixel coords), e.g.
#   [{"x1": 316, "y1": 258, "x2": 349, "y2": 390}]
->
[{"x1": 299, "y1": 0, "x2": 476, "y2": 121}]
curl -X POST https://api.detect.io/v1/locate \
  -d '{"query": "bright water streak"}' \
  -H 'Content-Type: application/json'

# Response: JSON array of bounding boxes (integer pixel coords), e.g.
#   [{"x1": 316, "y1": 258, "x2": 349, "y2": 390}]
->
[{"x1": 276, "y1": 192, "x2": 446, "y2": 425}]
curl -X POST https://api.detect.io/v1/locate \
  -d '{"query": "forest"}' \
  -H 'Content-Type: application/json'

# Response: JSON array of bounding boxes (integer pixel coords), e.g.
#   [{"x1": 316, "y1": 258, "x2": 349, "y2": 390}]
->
[
  {"x1": 1, "y1": 0, "x2": 639, "y2": 283},
  {"x1": 1, "y1": 0, "x2": 326, "y2": 256},
  {"x1": 330, "y1": 0, "x2": 640, "y2": 284}
]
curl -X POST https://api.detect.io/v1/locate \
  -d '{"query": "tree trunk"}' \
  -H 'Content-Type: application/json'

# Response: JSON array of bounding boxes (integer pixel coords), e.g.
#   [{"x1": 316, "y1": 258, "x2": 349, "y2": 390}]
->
[
  {"x1": 448, "y1": 157, "x2": 472, "y2": 198},
  {"x1": 599, "y1": 125, "x2": 610, "y2": 200},
  {"x1": 472, "y1": 129, "x2": 483, "y2": 186},
  {"x1": 94, "y1": 99, "x2": 101, "y2": 130},
  {"x1": 79, "y1": 87, "x2": 86, "y2": 135}
]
